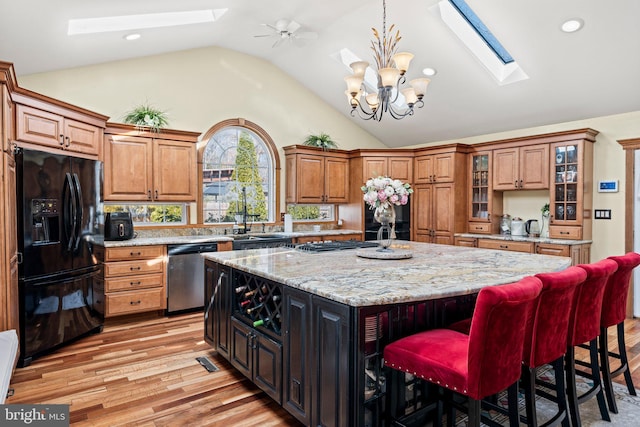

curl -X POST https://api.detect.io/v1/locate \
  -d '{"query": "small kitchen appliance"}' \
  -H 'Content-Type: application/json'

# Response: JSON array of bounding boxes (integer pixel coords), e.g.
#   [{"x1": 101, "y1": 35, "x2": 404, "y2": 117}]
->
[
  {"x1": 525, "y1": 219, "x2": 541, "y2": 237},
  {"x1": 510, "y1": 217, "x2": 526, "y2": 236},
  {"x1": 105, "y1": 212, "x2": 134, "y2": 240},
  {"x1": 500, "y1": 214, "x2": 511, "y2": 235}
]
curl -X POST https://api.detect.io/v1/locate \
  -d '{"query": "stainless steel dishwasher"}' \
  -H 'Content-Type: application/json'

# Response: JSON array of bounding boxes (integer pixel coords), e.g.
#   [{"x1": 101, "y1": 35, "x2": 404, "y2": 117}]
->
[{"x1": 167, "y1": 243, "x2": 218, "y2": 314}]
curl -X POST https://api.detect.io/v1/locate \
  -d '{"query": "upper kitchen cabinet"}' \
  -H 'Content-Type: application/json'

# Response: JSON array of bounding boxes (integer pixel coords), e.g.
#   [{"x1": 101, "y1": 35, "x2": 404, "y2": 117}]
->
[
  {"x1": 548, "y1": 132, "x2": 597, "y2": 240},
  {"x1": 413, "y1": 144, "x2": 467, "y2": 184},
  {"x1": 467, "y1": 150, "x2": 502, "y2": 234},
  {"x1": 13, "y1": 89, "x2": 108, "y2": 159},
  {"x1": 284, "y1": 145, "x2": 349, "y2": 204},
  {"x1": 104, "y1": 123, "x2": 199, "y2": 202},
  {"x1": 493, "y1": 144, "x2": 549, "y2": 190},
  {"x1": 349, "y1": 150, "x2": 414, "y2": 183},
  {"x1": 412, "y1": 145, "x2": 468, "y2": 245}
]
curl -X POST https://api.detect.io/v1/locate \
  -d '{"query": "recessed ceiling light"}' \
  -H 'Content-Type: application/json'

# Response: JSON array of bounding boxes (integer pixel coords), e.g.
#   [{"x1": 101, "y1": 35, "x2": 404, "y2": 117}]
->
[
  {"x1": 423, "y1": 68, "x2": 437, "y2": 77},
  {"x1": 68, "y1": 9, "x2": 228, "y2": 35},
  {"x1": 561, "y1": 19, "x2": 584, "y2": 33},
  {"x1": 124, "y1": 33, "x2": 141, "y2": 41}
]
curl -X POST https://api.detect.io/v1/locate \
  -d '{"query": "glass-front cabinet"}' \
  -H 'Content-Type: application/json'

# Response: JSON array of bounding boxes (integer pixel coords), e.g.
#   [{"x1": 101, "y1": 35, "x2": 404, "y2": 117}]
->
[
  {"x1": 548, "y1": 138, "x2": 594, "y2": 240},
  {"x1": 467, "y1": 151, "x2": 501, "y2": 234}
]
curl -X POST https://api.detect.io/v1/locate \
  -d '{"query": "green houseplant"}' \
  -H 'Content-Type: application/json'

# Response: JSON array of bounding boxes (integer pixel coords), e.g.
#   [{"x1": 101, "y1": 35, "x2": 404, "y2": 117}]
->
[
  {"x1": 122, "y1": 103, "x2": 169, "y2": 133},
  {"x1": 303, "y1": 132, "x2": 337, "y2": 150}
]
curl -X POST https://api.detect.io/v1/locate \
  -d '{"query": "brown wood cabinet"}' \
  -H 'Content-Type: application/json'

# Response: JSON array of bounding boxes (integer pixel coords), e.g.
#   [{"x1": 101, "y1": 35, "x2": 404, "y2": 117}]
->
[
  {"x1": 361, "y1": 156, "x2": 413, "y2": 183},
  {"x1": 284, "y1": 145, "x2": 349, "y2": 204},
  {"x1": 0, "y1": 81, "x2": 18, "y2": 335},
  {"x1": 493, "y1": 144, "x2": 549, "y2": 190},
  {"x1": 414, "y1": 146, "x2": 463, "y2": 184},
  {"x1": 103, "y1": 123, "x2": 199, "y2": 202},
  {"x1": 548, "y1": 136, "x2": 595, "y2": 240},
  {"x1": 454, "y1": 236, "x2": 591, "y2": 265},
  {"x1": 467, "y1": 151, "x2": 502, "y2": 234},
  {"x1": 15, "y1": 104, "x2": 104, "y2": 158},
  {"x1": 101, "y1": 245, "x2": 167, "y2": 317}
]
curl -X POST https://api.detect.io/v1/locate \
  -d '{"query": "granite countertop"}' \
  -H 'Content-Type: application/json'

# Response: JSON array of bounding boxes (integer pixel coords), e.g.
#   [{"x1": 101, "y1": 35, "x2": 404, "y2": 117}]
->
[
  {"x1": 98, "y1": 229, "x2": 363, "y2": 247},
  {"x1": 455, "y1": 233, "x2": 592, "y2": 245},
  {"x1": 203, "y1": 241, "x2": 571, "y2": 307}
]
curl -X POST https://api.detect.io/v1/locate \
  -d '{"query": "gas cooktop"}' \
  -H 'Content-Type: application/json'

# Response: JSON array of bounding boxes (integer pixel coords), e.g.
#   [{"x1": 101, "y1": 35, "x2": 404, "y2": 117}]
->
[{"x1": 292, "y1": 240, "x2": 379, "y2": 252}]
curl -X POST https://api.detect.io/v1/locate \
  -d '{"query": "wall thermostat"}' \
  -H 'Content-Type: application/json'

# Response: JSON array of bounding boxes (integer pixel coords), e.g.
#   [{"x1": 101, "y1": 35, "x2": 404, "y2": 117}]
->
[{"x1": 598, "y1": 180, "x2": 619, "y2": 192}]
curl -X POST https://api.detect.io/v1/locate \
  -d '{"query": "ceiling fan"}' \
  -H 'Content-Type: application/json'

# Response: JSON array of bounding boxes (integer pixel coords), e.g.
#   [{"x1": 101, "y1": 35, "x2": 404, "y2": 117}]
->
[{"x1": 254, "y1": 19, "x2": 318, "y2": 48}]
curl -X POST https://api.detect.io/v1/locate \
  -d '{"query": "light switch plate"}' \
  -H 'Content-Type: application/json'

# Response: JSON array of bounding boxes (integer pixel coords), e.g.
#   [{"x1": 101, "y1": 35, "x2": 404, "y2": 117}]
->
[{"x1": 594, "y1": 209, "x2": 612, "y2": 219}]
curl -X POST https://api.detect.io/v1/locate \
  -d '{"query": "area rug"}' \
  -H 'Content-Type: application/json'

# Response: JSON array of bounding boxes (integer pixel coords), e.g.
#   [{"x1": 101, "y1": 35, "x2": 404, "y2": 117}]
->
[{"x1": 453, "y1": 367, "x2": 640, "y2": 426}]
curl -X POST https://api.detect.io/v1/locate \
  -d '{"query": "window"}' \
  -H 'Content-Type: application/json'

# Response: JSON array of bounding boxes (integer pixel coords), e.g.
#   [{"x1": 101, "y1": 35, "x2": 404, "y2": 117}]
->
[
  {"x1": 104, "y1": 203, "x2": 186, "y2": 226},
  {"x1": 287, "y1": 204, "x2": 335, "y2": 221},
  {"x1": 200, "y1": 119, "x2": 279, "y2": 224}
]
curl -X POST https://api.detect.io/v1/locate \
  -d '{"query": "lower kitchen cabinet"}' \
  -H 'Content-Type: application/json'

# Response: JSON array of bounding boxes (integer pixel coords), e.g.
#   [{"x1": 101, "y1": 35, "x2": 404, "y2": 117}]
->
[
  {"x1": 230, "y1": 317, "x2": 283, "y2": 404},
  {"x1": 294, "y1": 232, "x2": 362, "y2": 244},
  {"x1": 100, "y1": 245, "x2": 166, "y2": 317},
  {"x1": 206, "y1": 261, "x2": 354, "y2": 427},
  {"x1": 454, "y1": 236, "x2": 591, "y2": 265}
]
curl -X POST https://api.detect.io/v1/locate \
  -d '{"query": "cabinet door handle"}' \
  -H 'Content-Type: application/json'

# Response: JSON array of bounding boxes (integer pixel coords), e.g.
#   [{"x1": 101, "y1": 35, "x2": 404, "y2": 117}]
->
[
  {"x1": 155, "y1": 190, "x2": 158, "y2": 199},
  {"x1": 59, "y1": 134, "x2": 65, "y2": 146},
  {"x1": 65, "y1": 136, "x2": 71, "y2": 147},
  {"x1": 500, "y1": 244, "x2": 509, "y2": 249},
  {"x1": 130, "y1": 300, "x2": 142, "y2": 305},
  {"x1": 130, "y1": 266, "x2": 141, "y2": 271},
  {"x1": 147, "y1": 190, "x2": 152, "y2": 200},
  {"x1": 130, "y1": 251, "x2": 141, "y2": 256},
  {"x1": 519, "y1": 179, "x2": 523, "y2": 188},
  {"x1": 560, "y1": 231, "x2": 570, "y2": 235},
  {"x1": 130, "y1": 281, "x2": 142, "y2": 286},
  {"x1": 514, "y1": 180, "x2": 518, "y2": 188}
]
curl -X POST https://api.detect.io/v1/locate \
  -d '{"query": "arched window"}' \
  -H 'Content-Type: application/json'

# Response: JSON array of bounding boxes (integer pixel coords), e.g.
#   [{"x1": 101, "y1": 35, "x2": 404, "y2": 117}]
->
[{"x1": 199, "y1": 119, "x2": 280, "y2": 225}]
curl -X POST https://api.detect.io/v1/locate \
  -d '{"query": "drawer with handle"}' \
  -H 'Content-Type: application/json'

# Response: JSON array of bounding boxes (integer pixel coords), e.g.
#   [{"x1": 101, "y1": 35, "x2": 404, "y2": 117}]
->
[
  {"x1": 467, "y1": 222, "x2": 491, "y2": 234},
  {"x1": 477, "y1": 239, "x2": 534, "y2": 253},
  {"x1": 105, "y1": 273, "x2": 164, "y2": 292},
  {"x1": 105, "y1": 288, "x2": 166, "y2": 316},
  {"x1": 548, "y1": 225, "x2": 582, "y2": 240},
  {"x1": 105, "y1": 245, "x2": 165, "y2": 261},
  {"x1": 104, "y1": 259, "x2": 164, "y2": 277}
]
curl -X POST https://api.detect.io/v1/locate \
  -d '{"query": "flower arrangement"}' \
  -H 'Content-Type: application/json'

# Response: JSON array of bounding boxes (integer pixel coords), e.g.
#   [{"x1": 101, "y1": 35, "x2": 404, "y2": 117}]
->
[{"x1": 361, "y1": 176, "x2": 413, "y2": 209}]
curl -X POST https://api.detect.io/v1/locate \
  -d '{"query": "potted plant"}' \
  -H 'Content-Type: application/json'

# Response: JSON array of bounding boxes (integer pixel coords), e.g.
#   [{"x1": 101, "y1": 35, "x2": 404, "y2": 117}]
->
[
  {"x1": 303, "y1": 132, "x2": 337, "y2": 150},
  {"x1": 122, "y1": 102, "x2": 169, "y2": 133}
]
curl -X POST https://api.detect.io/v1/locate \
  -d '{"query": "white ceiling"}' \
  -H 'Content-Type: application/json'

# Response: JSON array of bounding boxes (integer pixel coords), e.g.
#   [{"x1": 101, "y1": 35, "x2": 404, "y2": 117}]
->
[{"x1": 1, "y1": 0, "x2": 639, "y2": 148}]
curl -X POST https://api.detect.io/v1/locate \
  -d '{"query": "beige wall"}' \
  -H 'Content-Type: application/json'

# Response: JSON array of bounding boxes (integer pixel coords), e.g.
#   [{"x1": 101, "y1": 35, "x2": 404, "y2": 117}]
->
[{"x1": 17, "y1": 47, "x2": 640, "y2": 261}]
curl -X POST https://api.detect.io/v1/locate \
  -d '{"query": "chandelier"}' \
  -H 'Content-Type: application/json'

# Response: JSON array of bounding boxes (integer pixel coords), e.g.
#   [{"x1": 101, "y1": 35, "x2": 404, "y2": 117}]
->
[{"x1": 344, "y1": 0, "x2": 430, "y2": 121}]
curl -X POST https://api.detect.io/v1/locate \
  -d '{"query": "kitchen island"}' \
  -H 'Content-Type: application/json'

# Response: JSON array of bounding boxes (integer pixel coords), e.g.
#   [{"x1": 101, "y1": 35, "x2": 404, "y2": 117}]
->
[{"x1": 203, "y1": 242, "x2": 570, "y2": 427}]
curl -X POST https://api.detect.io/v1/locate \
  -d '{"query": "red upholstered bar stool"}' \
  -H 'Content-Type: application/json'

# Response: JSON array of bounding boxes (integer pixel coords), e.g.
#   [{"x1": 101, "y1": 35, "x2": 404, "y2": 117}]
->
[
  {"x1": 600, "y1": 252, "x2": 640, "y2": 413},
  {"x1": 566, "y1": 259, "x2": 618, "y2": 427},
  {"x1": 522, "y1": 266, "x2": 586, "y2": 427},
  {"x1": 383, "y1": 277, "x2": 543, "y2": 427}
]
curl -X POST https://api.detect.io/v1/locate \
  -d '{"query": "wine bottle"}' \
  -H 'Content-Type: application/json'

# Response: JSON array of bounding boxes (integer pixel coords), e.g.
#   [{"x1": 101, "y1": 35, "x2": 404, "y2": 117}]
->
[
  {"x1": 253, "y1": 318, "x2": 267, "y2": 327},
  {"x1": 235, "y1": 285, "x2": 248, "y2": 294},
  {"x1": 246, "y1": 303, "x2": 263, "y2": 314},
  {"x1": 240, "y1": 300, "x2": 251, "y2": 307},
  {"x1": 243, "y1": 289, "x2": 257, "y2": 298}
]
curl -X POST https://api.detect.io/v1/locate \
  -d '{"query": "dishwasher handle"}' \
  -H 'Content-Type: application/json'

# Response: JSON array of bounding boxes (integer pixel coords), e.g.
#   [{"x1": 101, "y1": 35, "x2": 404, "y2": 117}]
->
[{"x1": 205, "y1": 271, "x2": 225, "y2": 321}]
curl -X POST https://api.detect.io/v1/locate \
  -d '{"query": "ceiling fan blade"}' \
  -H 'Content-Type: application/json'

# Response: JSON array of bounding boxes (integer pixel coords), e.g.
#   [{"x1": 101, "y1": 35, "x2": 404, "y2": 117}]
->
[
  {"x1": 286, "y1": 20, "x2": 301, "y2": 34},
  {"x1": 293, "y1": 31, "x2": 318, "y2": 40},
  {"x1": 254, "y1": 34, "x2": 274, "y2": 38},
  {"x1": 272, "y1": 38, "x2": 286, "y2": 48},
  {"x1": 262, "y1": 23, "x2": 279, "y2": 32}
]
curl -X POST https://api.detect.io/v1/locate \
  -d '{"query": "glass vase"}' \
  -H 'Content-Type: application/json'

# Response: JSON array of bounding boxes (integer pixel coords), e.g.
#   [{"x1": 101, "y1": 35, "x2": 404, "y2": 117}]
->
[{"x1": 374, "y1": 204, "x2": 396, "y2": 251}]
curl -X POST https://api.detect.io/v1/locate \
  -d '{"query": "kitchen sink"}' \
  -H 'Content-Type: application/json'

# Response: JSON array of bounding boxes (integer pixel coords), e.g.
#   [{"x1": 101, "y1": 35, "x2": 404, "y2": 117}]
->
[
  {"x1": 231, "y1": 234, "x2": 283, "y2": 240},
  {"x1": 231, "y1": 234, "x2": 292, "y2": 250}
]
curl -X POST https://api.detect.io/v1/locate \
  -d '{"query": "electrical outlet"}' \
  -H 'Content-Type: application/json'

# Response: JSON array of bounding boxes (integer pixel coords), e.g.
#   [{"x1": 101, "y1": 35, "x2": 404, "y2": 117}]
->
[{"x1": 594, "y1": 209, "x2": 612, "y2": 219}]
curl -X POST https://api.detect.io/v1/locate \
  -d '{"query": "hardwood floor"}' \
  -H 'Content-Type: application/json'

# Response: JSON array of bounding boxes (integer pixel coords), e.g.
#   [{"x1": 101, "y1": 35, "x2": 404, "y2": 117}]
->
[
  {"x1": 7, "y1": 312, "x2": 302, "y2": 427},
  {"x1": 7, "y1": 312, "x2": 640, "y2": 426}
]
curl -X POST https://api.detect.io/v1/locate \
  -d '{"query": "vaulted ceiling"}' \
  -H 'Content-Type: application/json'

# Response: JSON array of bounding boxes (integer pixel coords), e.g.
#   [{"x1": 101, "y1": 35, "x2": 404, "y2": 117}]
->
[{"x1": 1, "y1": 0, "x2": 639, "y2": 147}]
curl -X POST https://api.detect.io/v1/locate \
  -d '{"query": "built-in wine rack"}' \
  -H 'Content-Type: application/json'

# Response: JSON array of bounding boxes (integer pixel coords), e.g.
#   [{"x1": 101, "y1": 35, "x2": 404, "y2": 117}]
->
[{"x1": 233, "y1": 271, "x2": 282, "y2": 336}]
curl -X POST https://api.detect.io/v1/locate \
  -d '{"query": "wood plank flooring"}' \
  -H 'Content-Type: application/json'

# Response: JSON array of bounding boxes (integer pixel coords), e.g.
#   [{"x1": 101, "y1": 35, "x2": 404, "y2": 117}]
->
[
  {"x1": 7, "y1": 312, "x2": 302, "y2": 426},
  {"x1": 7, "y1": 312, "x2": 640, "y2": 426}
]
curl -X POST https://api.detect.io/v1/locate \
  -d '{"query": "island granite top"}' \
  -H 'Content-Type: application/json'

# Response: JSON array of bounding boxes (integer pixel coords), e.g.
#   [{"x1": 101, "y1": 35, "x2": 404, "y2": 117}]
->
[{"x1": 203, "y1": 241, "x2": 571, "y2": 307}]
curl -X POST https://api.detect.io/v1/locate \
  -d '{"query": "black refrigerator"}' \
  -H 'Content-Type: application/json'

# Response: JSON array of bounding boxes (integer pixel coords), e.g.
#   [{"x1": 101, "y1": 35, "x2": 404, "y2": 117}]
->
[{"x1": 16, "y1": 148, "x2": 104, "y2": 367}]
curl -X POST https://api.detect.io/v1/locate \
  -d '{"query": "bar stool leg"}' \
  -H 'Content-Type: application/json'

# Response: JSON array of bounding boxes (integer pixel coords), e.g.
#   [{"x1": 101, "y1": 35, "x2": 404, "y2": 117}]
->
[
  {"x1": 599, "y1": 327, "x2": 618, "y2": 413},
  {"x1": 565, "y1": 346, "x2": 581, "y2": 427},
  {"x1": 617, "y1": 322, "x2": 637, "y2": 396},
  {"x1": 523, "y1": 366, "x2": 538, "y2": 427},
  {"x1": 588, "y1": 338, "x2": 611, "y2": 422}
]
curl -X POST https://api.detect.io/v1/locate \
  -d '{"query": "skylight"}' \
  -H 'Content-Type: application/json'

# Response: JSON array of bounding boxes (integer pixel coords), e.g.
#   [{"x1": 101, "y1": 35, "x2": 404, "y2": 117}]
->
[
  {"x1": 433, "y1": 0, "x2": 528, "y2": 85},
  {"x1": 68, "y1": 9, "x2": 228, "y2": 35}
]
